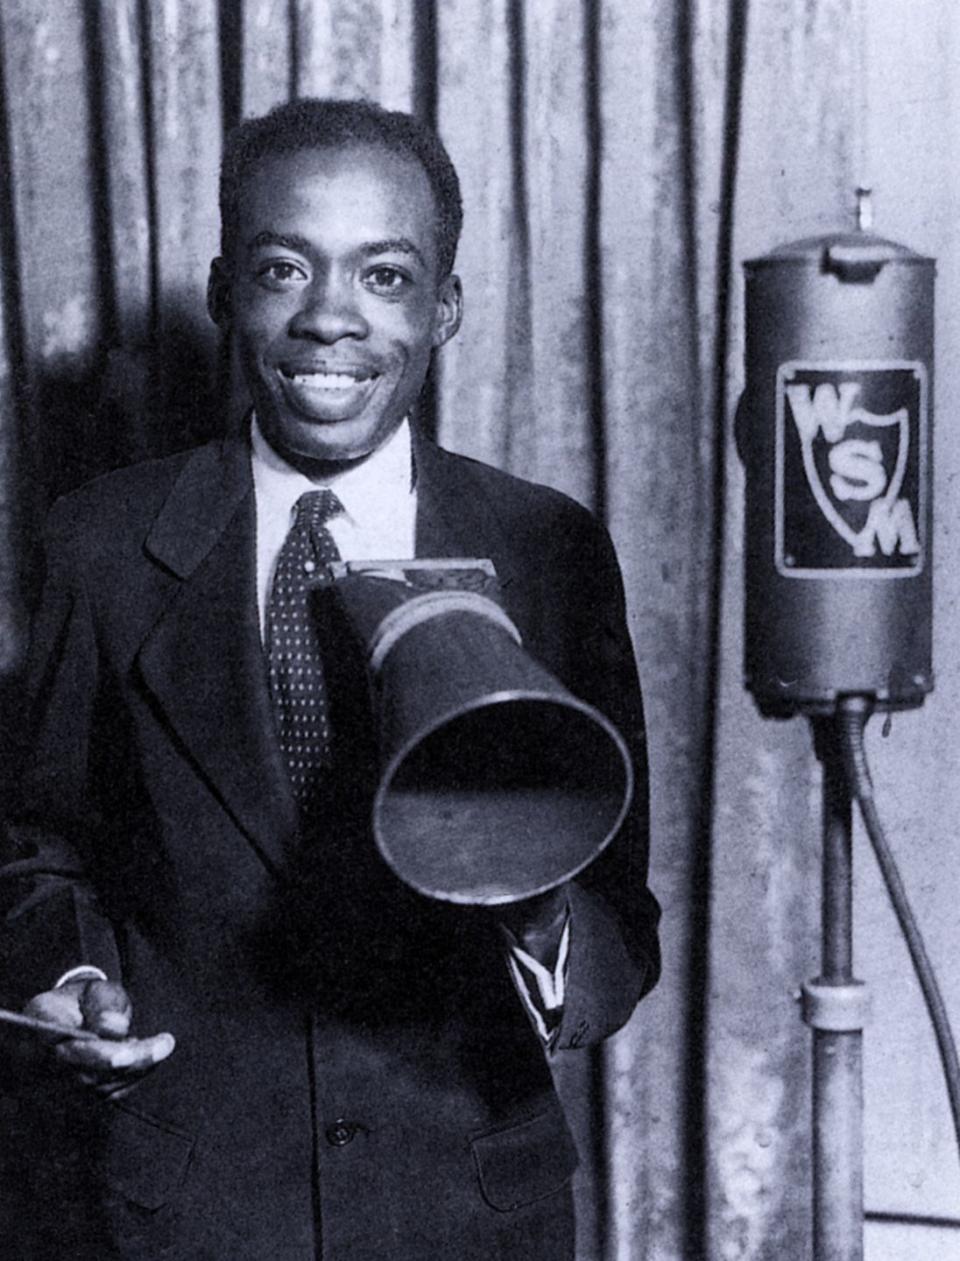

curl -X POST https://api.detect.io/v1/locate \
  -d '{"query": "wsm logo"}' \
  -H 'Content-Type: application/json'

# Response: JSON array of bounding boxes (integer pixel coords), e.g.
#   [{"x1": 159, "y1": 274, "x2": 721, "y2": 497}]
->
[{"x1": 777, "y1": 364, "x2": 925, "y2": 576}]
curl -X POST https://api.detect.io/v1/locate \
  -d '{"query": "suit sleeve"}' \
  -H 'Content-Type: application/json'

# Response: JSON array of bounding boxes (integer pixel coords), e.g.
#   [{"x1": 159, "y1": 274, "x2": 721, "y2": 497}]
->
[
  {"x1": 550, "y1": 508, "x2": 661, "y2": 1050},
  {"x1": 0, "y1": 512, "x2": 122, "y2": 1008}
]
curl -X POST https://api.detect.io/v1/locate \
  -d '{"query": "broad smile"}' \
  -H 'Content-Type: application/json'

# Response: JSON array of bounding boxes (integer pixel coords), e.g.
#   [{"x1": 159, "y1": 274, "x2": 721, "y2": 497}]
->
[{"x1": 277, "y1": 363, "x2": 383, "y2": 420}]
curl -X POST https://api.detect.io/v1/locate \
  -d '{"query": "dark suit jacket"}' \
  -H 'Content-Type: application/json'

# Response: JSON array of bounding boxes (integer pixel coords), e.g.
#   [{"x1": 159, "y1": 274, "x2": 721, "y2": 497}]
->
[{"x1": 0, "y1": 433, "x2": 660, "y2": 1260}]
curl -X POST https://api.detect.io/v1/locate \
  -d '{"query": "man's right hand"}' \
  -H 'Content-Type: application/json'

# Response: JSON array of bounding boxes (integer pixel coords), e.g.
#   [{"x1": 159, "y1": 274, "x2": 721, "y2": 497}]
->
[{"x1": 23, "y1": 978, "x2": 175, "y2": 1098}]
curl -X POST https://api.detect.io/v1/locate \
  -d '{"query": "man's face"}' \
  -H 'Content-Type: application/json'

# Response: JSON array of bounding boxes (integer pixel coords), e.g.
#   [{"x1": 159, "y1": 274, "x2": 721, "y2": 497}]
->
[{"x1": 210, "y1": 142, "x2": 462, "y2": 468}]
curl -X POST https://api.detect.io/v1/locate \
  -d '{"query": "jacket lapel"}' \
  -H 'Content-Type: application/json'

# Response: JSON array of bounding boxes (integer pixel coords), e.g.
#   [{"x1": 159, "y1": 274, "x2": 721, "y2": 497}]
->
[
  {"x1": 413, "y1": 434, "x2": 524, "y2": 604},
  {"x1": 136, "y1": 439, "x2": 298, "y2": 875}
]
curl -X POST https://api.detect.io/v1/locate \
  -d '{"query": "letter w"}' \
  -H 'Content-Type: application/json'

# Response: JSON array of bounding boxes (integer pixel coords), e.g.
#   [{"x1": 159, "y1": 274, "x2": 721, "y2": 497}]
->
[{"x1": 787, "y1": 382, "x2": 860, "y2": 443}]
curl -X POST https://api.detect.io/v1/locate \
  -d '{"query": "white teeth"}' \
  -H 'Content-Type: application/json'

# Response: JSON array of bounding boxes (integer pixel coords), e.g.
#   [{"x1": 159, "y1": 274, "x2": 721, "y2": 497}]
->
[{"x1": 290, "y1": 371, "x2": 369, "y2": 389}]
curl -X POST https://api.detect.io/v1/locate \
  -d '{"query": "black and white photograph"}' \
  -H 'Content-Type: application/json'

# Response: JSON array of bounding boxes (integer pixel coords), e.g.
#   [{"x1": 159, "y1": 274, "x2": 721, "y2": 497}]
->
[{"x1": 0, "y1": 3, "x2": 957, "y2": 1258}]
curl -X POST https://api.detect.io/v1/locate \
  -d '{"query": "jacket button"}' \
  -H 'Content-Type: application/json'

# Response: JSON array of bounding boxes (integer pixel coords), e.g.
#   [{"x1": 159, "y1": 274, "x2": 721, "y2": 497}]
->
[{"x1": 326, "y1": 1119, "x2": 357, "y2": 1147}]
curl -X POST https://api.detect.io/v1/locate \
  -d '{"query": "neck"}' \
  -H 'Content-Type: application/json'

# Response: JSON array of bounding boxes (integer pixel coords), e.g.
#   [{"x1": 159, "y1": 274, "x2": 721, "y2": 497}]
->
[
  {"x1": 278, "y1": 448, "x2": 376, "y2": 481},
  {"x1": 251, "y1": 412, "x2": 417, "y2": 489}
]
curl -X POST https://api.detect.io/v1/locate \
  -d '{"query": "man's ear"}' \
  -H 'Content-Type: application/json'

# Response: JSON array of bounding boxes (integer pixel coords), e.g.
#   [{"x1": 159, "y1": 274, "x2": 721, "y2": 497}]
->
[
  {"x1": 432, "y1": 273, "x2": 463, "y2": 349},
  {"x1": 207, "y1": 257, "x2": 232, "y2": 329}
]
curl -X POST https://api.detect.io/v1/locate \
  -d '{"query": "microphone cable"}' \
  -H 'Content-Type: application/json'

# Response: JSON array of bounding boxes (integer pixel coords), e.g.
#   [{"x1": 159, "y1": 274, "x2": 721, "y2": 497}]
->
[{"x1": 836, "y1": 693, "x2": 960, "y2": 1164}]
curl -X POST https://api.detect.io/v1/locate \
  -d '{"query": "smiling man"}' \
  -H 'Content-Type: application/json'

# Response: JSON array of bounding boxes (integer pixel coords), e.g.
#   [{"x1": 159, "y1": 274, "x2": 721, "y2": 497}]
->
[
  {"x1": 0, "y1": 99, "x2": 660, "y2": 1260},
  {"x1": 213, "y1": 138, "x2": 462, "y2": 469}
]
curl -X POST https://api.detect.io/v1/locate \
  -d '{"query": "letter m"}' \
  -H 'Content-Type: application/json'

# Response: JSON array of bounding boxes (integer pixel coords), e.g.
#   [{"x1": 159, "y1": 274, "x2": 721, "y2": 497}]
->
[{"x1": 854, "y1": 498, "x2": 921, "y2": 558}]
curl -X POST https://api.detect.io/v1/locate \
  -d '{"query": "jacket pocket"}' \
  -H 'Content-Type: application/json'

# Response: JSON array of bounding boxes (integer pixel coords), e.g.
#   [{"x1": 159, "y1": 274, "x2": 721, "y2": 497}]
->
[
  {"x1": 102, "y1": 1100, "x2": 195, "y2": 1211},
  {"x1": 471, "y1": 1107, "x2": 579, "y2": 1212}
]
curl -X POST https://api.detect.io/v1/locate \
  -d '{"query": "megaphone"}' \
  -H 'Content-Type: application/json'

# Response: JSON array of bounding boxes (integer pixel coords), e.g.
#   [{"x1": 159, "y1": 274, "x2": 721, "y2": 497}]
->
[{"x1": 328, "y1": 560, "x2": 633, "y2": 906}]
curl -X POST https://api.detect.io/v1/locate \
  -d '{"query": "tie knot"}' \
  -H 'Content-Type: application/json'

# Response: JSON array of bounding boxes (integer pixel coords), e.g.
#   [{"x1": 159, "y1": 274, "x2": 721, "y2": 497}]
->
[{"x1": 295, "y1": 488, "x2": 343, "y2": 533}]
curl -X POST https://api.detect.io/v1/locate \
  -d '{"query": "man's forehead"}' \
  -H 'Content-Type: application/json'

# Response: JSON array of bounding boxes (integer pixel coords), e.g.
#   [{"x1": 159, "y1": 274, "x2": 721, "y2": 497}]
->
[
  {"x1": 239, "y1": 142, "x2": 433, "y2": 210},
  {"x1": 234, "y1": 142, "x2": 439, "y2": 256}
]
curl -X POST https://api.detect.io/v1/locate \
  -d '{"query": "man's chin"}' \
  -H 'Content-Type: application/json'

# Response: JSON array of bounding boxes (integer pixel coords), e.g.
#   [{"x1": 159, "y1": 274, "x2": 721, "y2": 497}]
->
[{"x1": 260, "y1": 410, "x2": 403, "y2": 471}]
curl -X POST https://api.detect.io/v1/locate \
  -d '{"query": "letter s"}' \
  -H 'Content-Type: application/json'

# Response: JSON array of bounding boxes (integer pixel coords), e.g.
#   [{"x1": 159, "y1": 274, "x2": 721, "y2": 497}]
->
[{"x1": 829, "y1": 439, "x2": 886, "y2": 501}]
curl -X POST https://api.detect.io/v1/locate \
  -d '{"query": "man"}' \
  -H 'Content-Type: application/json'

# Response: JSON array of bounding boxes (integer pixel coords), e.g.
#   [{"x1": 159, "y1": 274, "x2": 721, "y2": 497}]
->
[{"x1": 0, "y1": 98, "x2": 660, "y2": 1259}]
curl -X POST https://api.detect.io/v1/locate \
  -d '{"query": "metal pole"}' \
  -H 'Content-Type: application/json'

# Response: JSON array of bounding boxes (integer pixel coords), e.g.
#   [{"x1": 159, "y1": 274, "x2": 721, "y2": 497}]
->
[{"x1": 804, "y1": 720, "x2": 871, "y2": 1261}]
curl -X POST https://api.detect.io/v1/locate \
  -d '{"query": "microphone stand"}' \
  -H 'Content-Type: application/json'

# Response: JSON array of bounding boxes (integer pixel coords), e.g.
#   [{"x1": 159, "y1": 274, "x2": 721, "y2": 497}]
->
[{"x1": 804, "y1": 720, "x2": 871, "y2": 1261}]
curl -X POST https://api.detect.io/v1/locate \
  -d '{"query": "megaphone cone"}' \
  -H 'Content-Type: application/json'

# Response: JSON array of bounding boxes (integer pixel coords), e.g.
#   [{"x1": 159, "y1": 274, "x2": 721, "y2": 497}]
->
[{"x1": 330, "y1": 566, "x2": 633, "y2": 906}]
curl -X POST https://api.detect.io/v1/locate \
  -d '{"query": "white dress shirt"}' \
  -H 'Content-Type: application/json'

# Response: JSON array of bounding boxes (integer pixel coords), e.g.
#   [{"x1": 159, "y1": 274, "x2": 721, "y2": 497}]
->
[{"x1": 250, "y1": 414, "x2": 417, "y2": 640}]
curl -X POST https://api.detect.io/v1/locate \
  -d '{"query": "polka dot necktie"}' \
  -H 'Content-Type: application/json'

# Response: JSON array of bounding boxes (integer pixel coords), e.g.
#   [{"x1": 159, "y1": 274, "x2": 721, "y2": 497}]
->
[{"x1": 267, "y1": 489, "x2": 343, "y2": 811}]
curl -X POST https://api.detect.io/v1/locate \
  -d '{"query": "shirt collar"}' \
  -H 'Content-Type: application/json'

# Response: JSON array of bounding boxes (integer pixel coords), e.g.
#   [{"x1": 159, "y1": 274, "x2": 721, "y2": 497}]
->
[{"x1": 249, "y1": 414, "x2": 415, "y2": 528}]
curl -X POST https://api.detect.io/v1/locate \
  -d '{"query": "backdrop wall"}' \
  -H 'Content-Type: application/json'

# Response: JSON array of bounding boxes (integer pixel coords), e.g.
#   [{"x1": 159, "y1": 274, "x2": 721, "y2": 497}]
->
[{"x1": 0, "y1": 3, "x2": 957, "y2": 1258}]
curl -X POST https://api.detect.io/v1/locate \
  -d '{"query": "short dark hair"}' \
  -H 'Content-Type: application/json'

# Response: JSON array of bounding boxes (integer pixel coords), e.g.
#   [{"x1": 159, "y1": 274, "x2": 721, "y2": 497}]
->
[{"x1": 219, "y1": 97, "x2": 463, "y2": 278}]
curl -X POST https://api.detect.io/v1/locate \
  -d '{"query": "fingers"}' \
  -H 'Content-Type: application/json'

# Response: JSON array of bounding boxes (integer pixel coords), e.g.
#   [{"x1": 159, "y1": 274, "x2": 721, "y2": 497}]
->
[
  {"x1": 54, "y1": 1030, "x2": 176, "y2": 1076},
  {"x1": 79, "y1": 979, "x2": 133, "y2": 1039},
  {"x1": 65, "y1": 1030, "x2": 176, "y2": 1100},
  {"x1": 55, "y1": 1029, "x2": 175, "y2": 1097},
  {"x1": 24, "y1": 979, "x2": 134, "y2": 1042},
  {"x1": 22, "y1": 980, "x2": 176, "y2": 1094},
  {"x1": 23, "y1": 987, "x2": 85, "y2": 1041}
]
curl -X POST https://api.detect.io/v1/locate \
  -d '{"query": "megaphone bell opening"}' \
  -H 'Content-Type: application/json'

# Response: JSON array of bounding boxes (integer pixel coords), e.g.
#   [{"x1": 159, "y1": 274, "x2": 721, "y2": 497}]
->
[{"x1": 374, "y1": 695, "x2": 631, "y2": 905}]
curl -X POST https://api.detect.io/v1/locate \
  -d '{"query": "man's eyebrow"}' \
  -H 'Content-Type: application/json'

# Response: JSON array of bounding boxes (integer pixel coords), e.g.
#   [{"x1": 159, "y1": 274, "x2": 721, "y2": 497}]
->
[
  {"x1": 361, "y1": 238, "x2": 427, "y2": 267},
  {"x1": 245, "y1": 231, "x2": 428, "y2": 268},
  {"x1": 248, "y1": 230, "x2": 312, "y2": 253}
]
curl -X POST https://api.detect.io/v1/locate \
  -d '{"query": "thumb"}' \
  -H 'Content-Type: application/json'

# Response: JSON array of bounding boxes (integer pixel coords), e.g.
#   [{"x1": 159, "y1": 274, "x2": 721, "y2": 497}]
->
[{"x1": 79, "y1": 979, "x2": 133, "y2": 1039}]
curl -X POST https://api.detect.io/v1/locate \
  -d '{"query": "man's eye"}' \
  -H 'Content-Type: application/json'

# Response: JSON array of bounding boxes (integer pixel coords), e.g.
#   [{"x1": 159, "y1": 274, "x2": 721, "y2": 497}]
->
[
  {"x1": 256, "y1": 260, "x2": 307, "y2": 287},
  {"x1": 365, "y1": 266, "x2": 410, "y2": 294}
]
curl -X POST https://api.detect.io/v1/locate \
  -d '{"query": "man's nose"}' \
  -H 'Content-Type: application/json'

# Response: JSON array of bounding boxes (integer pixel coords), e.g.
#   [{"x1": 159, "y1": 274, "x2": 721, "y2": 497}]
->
[{"x1": 288, "y1": 275, "x2": 369, "y2": 342}]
